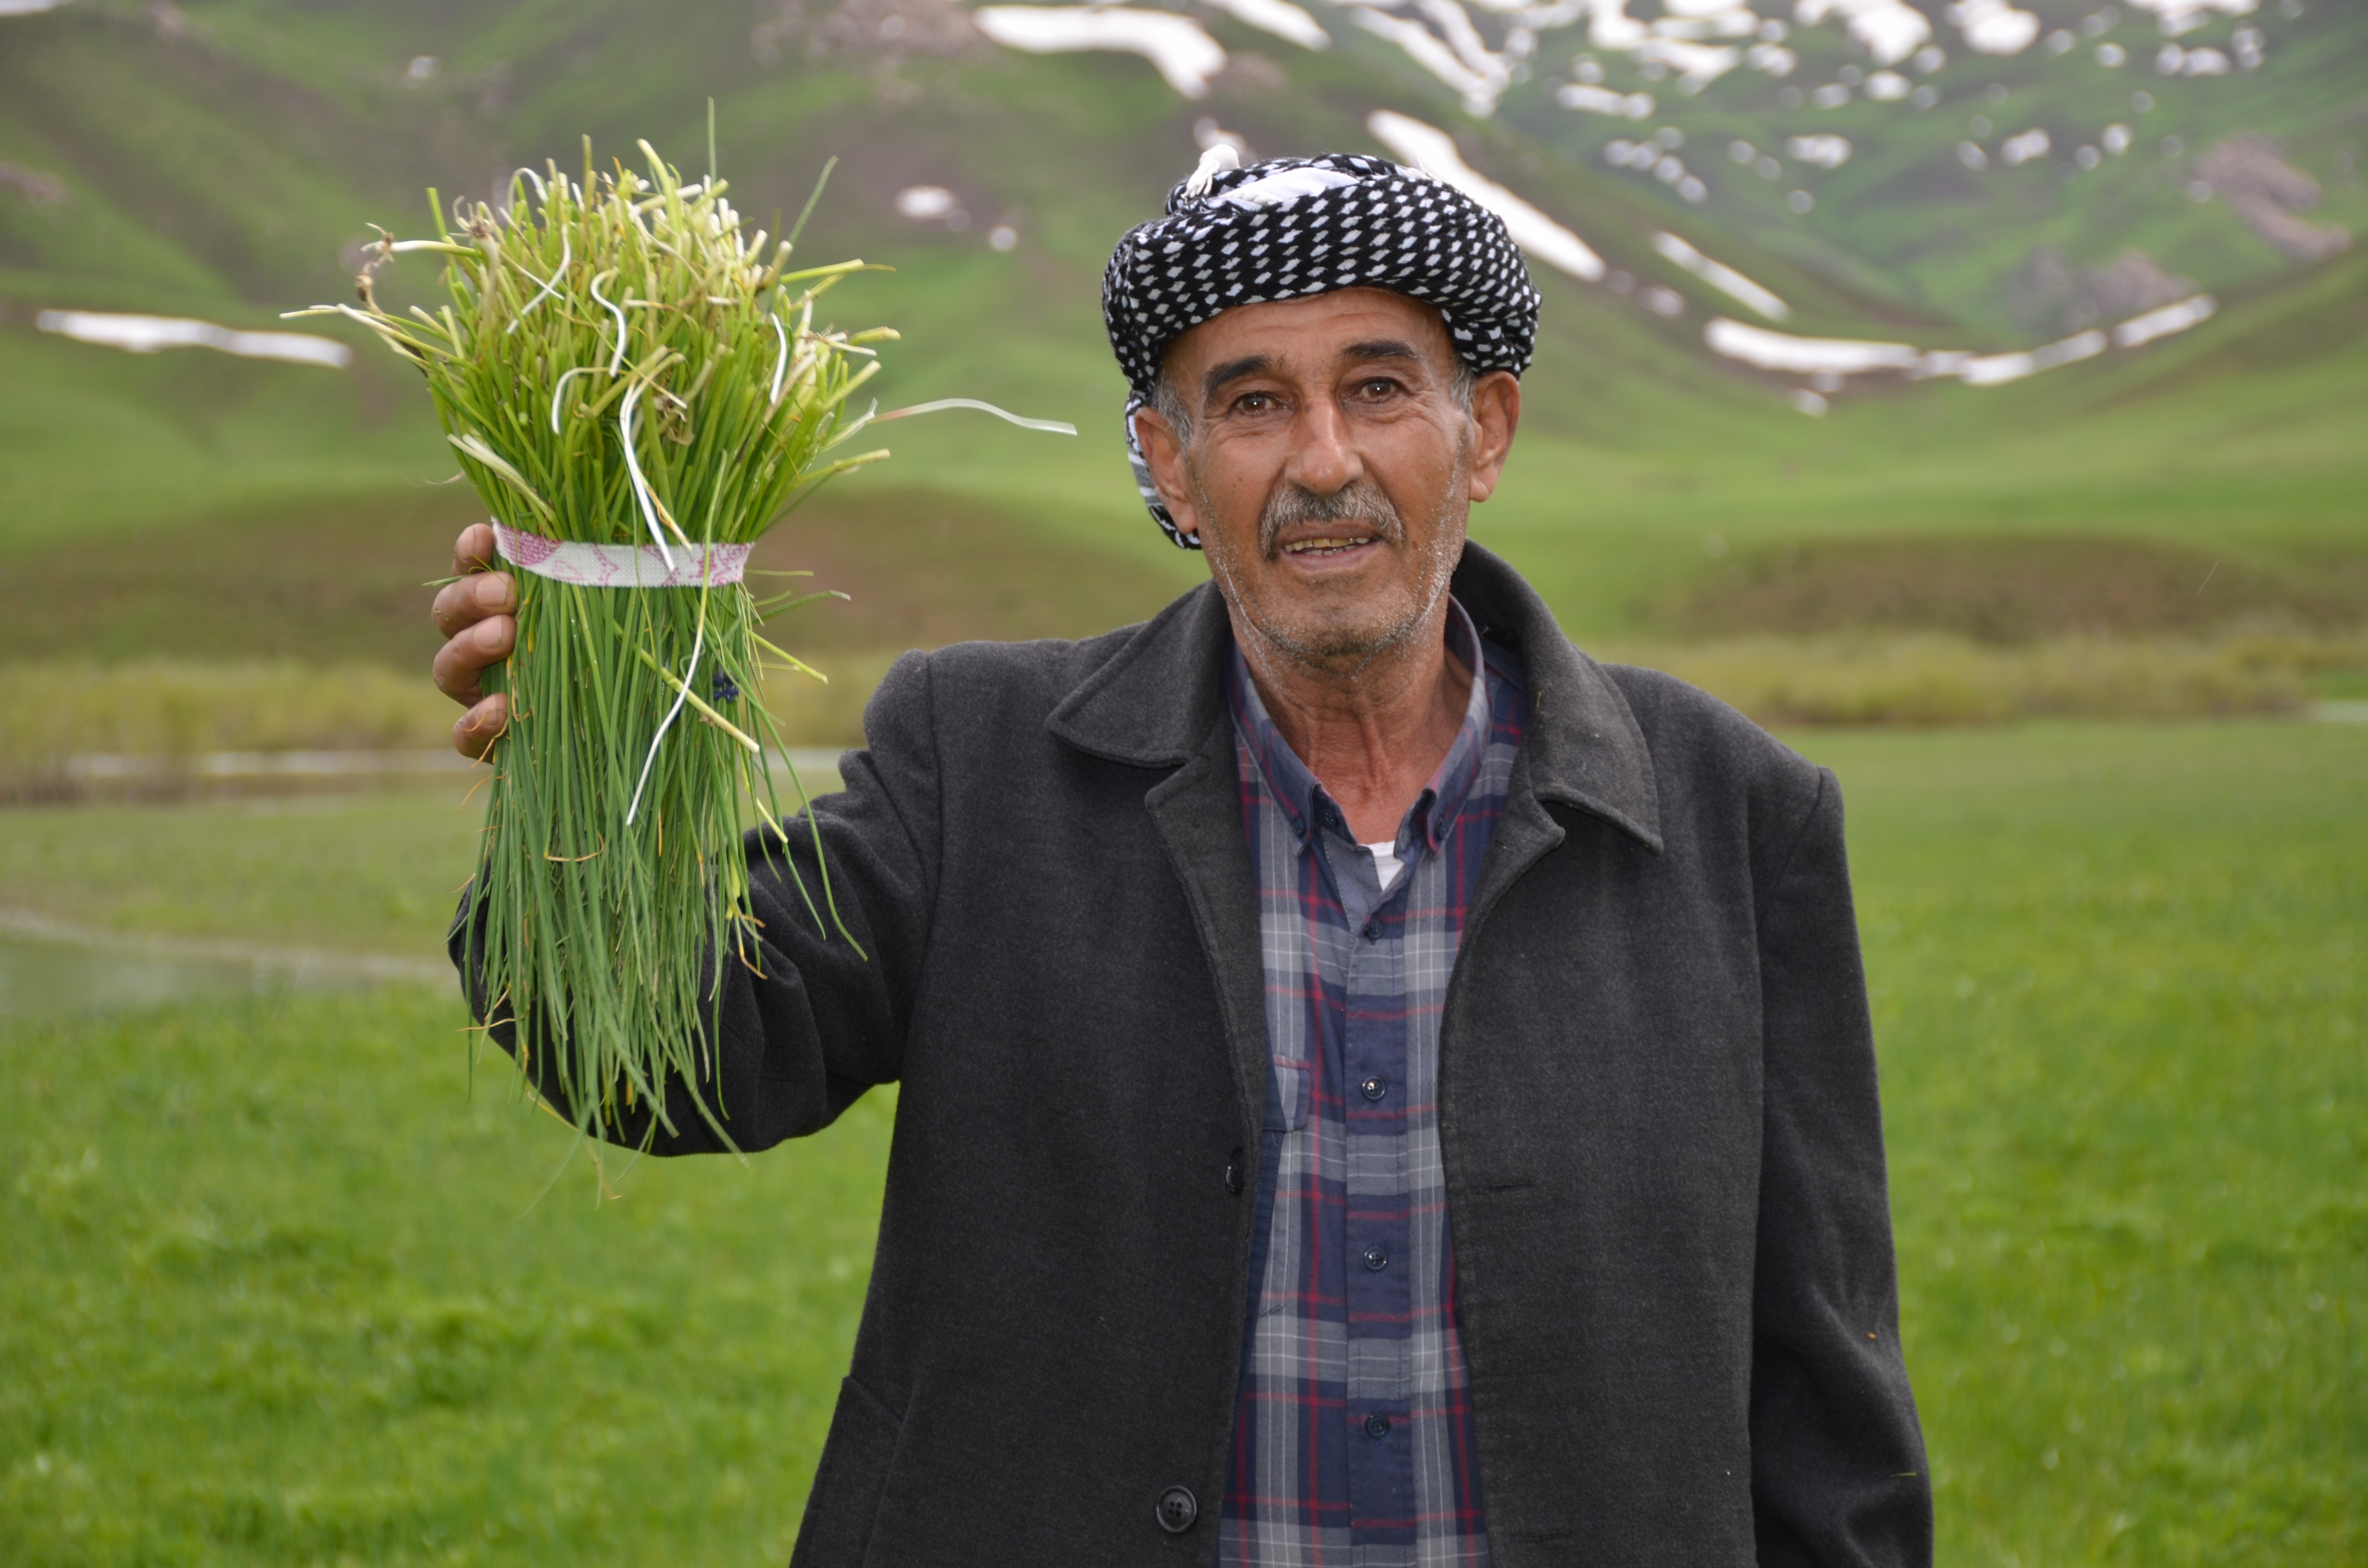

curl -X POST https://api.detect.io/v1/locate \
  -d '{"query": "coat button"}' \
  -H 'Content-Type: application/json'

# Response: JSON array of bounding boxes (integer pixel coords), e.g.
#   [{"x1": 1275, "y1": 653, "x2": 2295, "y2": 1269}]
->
[
  {"x1": 1156, "y1": 1484, "x2": 1198, "y2": 1533},
  {"x1": 1224, "y1": 1149, "x2": 1245, "y2": 1196}
]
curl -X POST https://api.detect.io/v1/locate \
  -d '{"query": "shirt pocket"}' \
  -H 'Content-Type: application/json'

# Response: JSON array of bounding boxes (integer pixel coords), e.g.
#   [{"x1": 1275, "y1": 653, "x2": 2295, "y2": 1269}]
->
[
  {"x1": 1252, "y1": 1062, "x2": 1309, "y2": 1321},
  {"x1": 1266, "y1": 1057, "x2": 1311, "y2": 1133}
]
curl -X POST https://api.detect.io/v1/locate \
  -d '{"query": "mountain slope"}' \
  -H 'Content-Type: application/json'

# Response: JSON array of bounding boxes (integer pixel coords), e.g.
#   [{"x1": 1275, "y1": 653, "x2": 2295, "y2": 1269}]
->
[{"x1": 0, "y1": 0, "x2": 2358, "y2": 653}]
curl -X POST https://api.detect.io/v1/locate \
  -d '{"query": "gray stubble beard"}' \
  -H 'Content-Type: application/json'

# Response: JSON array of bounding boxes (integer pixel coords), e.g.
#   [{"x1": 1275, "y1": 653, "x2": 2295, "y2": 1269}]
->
[{"x1": 1193, "y1": 437, "x2": 1471, "y2": 678}]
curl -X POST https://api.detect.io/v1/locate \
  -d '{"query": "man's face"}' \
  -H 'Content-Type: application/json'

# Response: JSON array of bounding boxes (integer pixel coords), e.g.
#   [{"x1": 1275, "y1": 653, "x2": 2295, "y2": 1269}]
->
[{"x1": 1133, "y1": 288, "x2": 1520, "y2": 673}]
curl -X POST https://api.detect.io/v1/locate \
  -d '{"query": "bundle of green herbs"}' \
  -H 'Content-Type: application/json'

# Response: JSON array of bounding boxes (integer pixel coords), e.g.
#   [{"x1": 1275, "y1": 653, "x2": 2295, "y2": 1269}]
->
[{"x1": 293, "y1": 141, "x2": 888, "y2": 1149}]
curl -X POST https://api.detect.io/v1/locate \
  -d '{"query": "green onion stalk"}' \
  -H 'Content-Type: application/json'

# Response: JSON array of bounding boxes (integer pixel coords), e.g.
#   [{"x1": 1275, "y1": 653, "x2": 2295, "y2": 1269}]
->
[{"x1": 292, "y1": 141, "x2": 887, "y2": 1149}]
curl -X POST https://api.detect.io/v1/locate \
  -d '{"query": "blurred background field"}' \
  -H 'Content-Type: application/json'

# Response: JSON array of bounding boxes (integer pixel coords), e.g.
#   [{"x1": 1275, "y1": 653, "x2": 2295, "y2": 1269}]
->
[
  {"x1": 0, "y1": 0, "x2": 2362, "y2": 1560},
  {"x1": 3, "y1": 726, "x2": 2360, "y2": 1565},
  {"x1": 2, "y1": 0, "x2": 2366, "y2": 769}
]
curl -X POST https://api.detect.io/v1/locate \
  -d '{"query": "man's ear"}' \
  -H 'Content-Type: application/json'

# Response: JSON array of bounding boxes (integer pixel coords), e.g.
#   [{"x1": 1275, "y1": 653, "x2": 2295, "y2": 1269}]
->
[
  {"x1": 1131, "y1": 405, "x2": 1201, "y2": 545},
  {"x1": 1464, "y1": 370, "x2": 1522, "y2": 505}
]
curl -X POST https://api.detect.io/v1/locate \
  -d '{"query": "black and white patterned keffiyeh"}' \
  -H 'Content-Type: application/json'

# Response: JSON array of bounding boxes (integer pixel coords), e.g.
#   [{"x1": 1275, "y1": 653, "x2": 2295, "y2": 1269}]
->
[{"x1": 1102, "y1": 149, "x2": 1542, "y2": 548}]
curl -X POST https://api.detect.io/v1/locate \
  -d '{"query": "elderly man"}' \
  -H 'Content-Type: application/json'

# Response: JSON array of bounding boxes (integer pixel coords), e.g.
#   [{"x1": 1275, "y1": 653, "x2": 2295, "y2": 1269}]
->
[{"x1": 433, "y1": 152, "x2": 1930, "y2": 1567}]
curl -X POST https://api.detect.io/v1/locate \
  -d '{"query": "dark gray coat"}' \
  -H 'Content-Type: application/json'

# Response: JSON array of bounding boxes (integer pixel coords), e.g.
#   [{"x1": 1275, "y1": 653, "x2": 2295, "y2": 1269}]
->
[{"x1": 460, "y1": 543, "x2": 1930, "y2": 1567}]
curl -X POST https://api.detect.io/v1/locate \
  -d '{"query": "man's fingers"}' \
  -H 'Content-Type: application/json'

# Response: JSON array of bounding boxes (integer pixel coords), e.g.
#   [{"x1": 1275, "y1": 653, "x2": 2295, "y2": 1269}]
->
[
  {"x1": 453, "y1": 693, "x2": 509, "y2": 760},
  {"x1": 453, "y1": 523, "x2": 497, "y2": 577},
  {"x1": 432, "y1": 569, "x2": 517, "y2": 637},
  {"x1": 440, "y1": 525, "x2": 512, "y2": 756},
  {"x1": 433, "y1": 613, "x2": 515, "y2": 704}
]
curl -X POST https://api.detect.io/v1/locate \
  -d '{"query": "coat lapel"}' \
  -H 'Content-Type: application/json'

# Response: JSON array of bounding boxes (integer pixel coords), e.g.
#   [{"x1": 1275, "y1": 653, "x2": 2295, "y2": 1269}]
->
[
  {"x1": 1454, "y1": 542, "x2": 1664, "y2": 858},
  {"x1": 1048, "y1": 582, "x2": 1272, "y2": 1142},
  {"x1": 1141, "y1": 723, "x2": 1273, "y2": 1143}
]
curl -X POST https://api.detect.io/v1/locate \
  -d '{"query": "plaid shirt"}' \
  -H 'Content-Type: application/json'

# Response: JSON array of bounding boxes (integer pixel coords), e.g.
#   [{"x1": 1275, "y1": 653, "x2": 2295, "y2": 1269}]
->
[{"x1": 1220, "y1": 600, "x2": 1525, "y2": 1568}]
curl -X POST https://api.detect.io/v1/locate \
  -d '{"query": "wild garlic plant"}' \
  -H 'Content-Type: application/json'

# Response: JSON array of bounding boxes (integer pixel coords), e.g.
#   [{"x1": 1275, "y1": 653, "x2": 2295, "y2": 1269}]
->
[{"x1": 293, "y1": 141, "x2": 888, "y2": 1150}]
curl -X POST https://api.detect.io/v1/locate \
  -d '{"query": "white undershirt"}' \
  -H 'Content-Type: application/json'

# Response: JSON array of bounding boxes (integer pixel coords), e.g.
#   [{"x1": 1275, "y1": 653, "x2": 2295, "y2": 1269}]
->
[{"x1": 1366, "y1": 841, "x2": 1405, "y2": 892}]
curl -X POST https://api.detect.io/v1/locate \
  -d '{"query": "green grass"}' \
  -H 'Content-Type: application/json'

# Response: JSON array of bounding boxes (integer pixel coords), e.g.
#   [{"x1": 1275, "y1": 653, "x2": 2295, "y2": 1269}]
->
[
  {"x1": 0, "y1": 772, "x2": 837, "y2": 958},
  {"x1": 1801, "y1": 720, "x2": 2367, "y2": 1564},
  {"x1": 1, "y1": 719, "x2": 2361, "y2": 1563},
  {"x1": 0, "y1": 789, "x2": 484, "y2": 956},
  {"x1": 0, "y1": 987, "x2": 894, "y2": 1567},
  {"x1": 1, "y1": 780, "x2": 880, "y2": 1566},
  {"x1": 0, "y1": 661, "x2": 458, "y2": 781}
]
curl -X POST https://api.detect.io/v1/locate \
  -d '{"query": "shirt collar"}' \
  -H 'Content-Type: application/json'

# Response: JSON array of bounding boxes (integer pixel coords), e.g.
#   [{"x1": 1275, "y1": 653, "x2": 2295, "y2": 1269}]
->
[{"x1": 1225, "y1": 597, "x2": 1496, "y2": 856}]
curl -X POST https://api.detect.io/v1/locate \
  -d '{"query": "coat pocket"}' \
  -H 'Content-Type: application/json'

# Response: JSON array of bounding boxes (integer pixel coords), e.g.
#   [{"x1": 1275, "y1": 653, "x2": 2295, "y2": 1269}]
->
[{"x1": 789, "y1": 1375, "x2": 904, "y2": 1568}]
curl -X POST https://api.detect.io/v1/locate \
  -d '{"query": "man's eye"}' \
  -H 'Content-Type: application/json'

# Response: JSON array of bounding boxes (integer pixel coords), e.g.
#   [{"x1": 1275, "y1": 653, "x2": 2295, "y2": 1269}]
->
[
  {"x1": 1355, "y1": 378, "x2": 1399, "y2": 399},
  {"x1": 1233, "y1": 392, "x2": 1275, "y2": 413}
]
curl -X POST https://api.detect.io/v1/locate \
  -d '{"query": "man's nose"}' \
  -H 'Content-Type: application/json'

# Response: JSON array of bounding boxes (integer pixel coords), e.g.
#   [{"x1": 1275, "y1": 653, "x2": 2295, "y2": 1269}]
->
[{"x1": 1284, "y1": 397, "x2": 1364, "y2": 498}]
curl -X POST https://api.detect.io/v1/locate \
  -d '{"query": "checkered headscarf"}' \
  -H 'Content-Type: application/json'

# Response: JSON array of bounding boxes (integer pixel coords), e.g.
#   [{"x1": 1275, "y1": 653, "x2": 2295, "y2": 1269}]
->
[{"x1": 1101, "y1": 150, "x2": 1541, "y2": 548}]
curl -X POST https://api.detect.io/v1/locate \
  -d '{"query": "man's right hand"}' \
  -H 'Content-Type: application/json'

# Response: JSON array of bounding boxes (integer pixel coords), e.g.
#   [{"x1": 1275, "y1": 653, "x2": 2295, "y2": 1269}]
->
[{"x1": 431, "y1": 523, "x2": 518, "y2": 760}]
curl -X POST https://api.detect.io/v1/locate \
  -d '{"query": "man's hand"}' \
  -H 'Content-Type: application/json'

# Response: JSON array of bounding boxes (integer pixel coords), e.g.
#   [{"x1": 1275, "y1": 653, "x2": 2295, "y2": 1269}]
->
[{"x1": 431, "y1": 523, "x2": 517, "y2": 760}]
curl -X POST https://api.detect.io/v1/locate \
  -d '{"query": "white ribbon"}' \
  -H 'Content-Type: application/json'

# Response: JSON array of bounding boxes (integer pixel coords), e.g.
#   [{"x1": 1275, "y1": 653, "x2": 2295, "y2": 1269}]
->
[{"x1": 491, "y1": 522, "x2": 750, "y2": 588}]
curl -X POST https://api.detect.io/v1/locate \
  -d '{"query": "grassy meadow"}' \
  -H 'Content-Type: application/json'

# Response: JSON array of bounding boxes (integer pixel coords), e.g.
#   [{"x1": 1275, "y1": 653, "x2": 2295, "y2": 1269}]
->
[
  {"x1": 1805, "y1": 721, "x2": 2366, "y2": 1565},
  {"x1": 2, "y1": 719, "x2": 2362, "y2": 1565}
]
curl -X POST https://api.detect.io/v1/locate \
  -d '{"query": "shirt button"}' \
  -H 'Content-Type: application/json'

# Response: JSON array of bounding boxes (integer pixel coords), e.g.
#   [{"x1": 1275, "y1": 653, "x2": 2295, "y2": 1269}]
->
[
  {"x1": 1362, "y1": 919, "x2": 1381, "y2": 942},
  {"x1": 1365, "y1": 1414, "x2": 1391, "y2": 1438},
  {"x1": 1360, "y1": 1077, "x2": 1387, "y2": 1101},
  {"x1": 1362, "y1": 1246, "x2": 1389, "y2": 1272},
  {"x1": 1155, "y1": 1484, "x2": 1199, "y2": 1533}
]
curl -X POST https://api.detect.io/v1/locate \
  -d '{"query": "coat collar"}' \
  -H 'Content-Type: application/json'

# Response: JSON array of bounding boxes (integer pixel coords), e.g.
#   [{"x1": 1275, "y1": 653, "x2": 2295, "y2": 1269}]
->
[{"x1": 1047, "y1": 540, "x2": 1663, "y2": 853}]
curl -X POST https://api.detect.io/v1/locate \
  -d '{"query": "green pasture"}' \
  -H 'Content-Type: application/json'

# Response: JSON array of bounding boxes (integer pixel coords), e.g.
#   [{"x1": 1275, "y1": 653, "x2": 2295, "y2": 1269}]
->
[
  {"x1": 1, "y1": 718, "x2": 2361, "y2": 1565},
  {"x1": 1804, "y1": 720, "x2": 2366, "y2": 1564}
]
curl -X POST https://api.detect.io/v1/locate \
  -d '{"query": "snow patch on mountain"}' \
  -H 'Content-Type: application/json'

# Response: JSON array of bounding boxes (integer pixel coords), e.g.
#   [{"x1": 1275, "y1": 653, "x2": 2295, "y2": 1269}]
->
[
  {"x1": 2112, "y1": 294, "x2": 2215, "y2": 346},
  {"x1": 1367, "y1": 109, "x2": 1606, "y2": 278},
  {"x1": 1707, "y1": 291, "x2": 2219, "y2": 396},
  {"x1": 1946, "y1": 0, "x2": 2040, "y2": 56},
  {"x1": 37, "y1": 312, "x2": 352, "y2": 368},
  {"x1": 1559, "y1": 82, "x2": 1658, "y2": 116},
  {"x1": 1351, "y1": 3, "x2": 1508, "y2": 112},
  {"x1": 1794, "y1": 0, "x2": 1929, "y2": 66},
  {"x1": 972, "y1": 6, "x2": 1227, "y2": 95},
  {"x1": 1201, "y1": 0, "x2": 1330, "y2": 49},
  {"x1": 2125, "y1": 0, "x2": 2259, "y2": 38},
  {"x1": 1653, "y1": 231, "x2": 1789, "y2": 318}
]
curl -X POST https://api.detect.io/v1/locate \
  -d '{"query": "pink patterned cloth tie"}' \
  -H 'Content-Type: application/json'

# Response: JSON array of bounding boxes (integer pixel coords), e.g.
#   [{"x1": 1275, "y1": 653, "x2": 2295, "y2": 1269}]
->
[{"x1": 490, "y1": 521, "x2": 752, "y2": 588}]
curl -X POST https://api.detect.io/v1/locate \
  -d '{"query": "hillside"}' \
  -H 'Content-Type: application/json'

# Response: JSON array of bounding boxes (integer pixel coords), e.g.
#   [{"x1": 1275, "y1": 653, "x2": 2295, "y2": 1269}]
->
[{"x1": 0, "y1": 0, "x2": 2359, "y2": 659}]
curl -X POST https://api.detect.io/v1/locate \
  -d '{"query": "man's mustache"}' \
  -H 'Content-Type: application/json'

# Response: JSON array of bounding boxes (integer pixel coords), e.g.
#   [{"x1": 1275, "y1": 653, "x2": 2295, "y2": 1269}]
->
[{"x1": 1258, "y1": 481, "x2": 1405, "y2": 556}]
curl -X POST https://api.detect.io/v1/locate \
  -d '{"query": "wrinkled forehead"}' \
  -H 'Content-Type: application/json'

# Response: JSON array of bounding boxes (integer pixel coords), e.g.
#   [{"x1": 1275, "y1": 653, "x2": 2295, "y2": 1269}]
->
[{"x1": 1155, "y1": 287, "x2": 1462, "y2": 390}]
